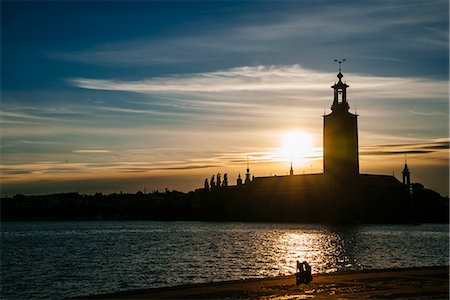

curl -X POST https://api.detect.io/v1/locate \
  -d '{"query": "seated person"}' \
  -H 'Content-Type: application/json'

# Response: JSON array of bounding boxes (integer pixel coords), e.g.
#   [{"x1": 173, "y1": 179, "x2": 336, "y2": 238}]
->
[{"x1": 295, "y1": 260, "x2": 312, "y2": 284}]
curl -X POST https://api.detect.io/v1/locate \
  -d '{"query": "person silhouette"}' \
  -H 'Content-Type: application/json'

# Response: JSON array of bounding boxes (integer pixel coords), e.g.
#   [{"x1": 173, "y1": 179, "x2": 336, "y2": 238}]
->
[
  {"x1": 295, "y1": 260, "x2": 312, "y2": 284},
  {"x1": 303, "y1": 261, "x2": 312, "y2": 283},
  {"x1": 295, "y1": 260, "x2": 304, "y2": 284}
]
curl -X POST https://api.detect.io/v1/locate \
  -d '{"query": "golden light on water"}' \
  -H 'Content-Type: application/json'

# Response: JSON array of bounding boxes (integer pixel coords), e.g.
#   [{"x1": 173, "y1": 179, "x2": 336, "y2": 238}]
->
[{"x1": 273, "y1": 230, "x2": 359, "y2": 275}]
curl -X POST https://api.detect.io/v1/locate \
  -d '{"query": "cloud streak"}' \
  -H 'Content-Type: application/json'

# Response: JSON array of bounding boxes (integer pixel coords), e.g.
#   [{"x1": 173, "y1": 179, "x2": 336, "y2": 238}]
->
[
  {"x1": 361, "y1": 139, "x2": 449, "y2": 156},
  {"x1": 73, "y1": 150, "x2": 112, "y2": 153},
  {"x1": 69, "y1": 65, "x2": 447, "y2": 102},
  {"x1": 69, "y1": 65, "x2": 324, "y2": 93}
]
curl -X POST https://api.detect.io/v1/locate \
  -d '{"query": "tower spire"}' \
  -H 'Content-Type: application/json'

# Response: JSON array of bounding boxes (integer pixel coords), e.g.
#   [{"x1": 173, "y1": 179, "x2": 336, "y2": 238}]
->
[
  {"x1": 245, "y1": 156, "x2": 251, "y2": 184},
  {"x1": 402, "y1": 155, "x2": 411, "y2": 187},
  {"x1": 331, "y1": 59, "x2": 349, "y2": 112}
]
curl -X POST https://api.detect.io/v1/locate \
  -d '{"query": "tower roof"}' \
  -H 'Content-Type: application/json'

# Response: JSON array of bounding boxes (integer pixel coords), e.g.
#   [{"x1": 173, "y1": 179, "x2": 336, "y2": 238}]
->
[
  {"x1": 329, "y1": 59, "x2": 351, "y2": 112},
  {"x1": 332, "y1": 72, "x2": 349, "y2": 89},
  {"x1": 331, "y1": 71, "x2": 350, "y2": 112}
]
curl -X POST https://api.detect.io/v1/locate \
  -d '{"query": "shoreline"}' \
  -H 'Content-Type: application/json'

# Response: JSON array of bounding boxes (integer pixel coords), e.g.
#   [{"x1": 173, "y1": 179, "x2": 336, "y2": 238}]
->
[{"x1": 78, "y1": 266, "x2": 449, "y2": 299}]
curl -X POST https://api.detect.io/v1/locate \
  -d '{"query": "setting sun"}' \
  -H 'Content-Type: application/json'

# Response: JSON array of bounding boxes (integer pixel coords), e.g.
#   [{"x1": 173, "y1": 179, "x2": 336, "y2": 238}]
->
[{"x1": 279, "y1": 131, "x2": 315, "y2": 163}]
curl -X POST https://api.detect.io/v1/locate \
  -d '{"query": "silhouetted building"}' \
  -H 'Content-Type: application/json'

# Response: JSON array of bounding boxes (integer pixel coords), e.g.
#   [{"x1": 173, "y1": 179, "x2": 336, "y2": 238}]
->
[
  {"x1": 201, "y1": 68, "x2": 411, "y2": 223},
  {"x1": 323, "y1": 71, "x2": 359, "y2": 176}
]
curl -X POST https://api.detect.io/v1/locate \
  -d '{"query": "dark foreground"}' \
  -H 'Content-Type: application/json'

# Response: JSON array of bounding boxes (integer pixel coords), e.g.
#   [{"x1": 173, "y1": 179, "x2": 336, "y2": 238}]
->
[{"x1": 78, "y1": 266, "x2": 449, "y2": 299}]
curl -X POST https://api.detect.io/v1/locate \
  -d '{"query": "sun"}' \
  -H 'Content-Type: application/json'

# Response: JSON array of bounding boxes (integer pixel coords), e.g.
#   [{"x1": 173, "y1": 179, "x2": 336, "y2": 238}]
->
[{"x1": 279, "y1": 131, "x2": 314, "y2": 162}]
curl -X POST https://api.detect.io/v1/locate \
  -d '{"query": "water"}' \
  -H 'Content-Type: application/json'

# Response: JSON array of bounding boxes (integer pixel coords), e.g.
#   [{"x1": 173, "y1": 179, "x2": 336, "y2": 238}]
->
[{"x1": 1, "y1": 222, "x2": 448, "y2": 299}]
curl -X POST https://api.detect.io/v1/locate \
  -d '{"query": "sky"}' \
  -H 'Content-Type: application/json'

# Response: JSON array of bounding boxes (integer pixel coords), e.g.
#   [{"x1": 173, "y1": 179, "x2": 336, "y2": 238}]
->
[{"x1": 1, "y1": 0, "x2": 448, "y2": 196}]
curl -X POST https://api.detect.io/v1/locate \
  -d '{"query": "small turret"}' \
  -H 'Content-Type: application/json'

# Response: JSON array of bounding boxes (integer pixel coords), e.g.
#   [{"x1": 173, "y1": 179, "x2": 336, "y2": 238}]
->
[
  {"x1": 237, "y1": 173, "x2": 242, "y2": 186},
  {"x1": 402, "y1": 157, "x2": 411, "y2": 187},
  {"x1": 245, "y1": 157, "x2": 251, "y2": 184}
]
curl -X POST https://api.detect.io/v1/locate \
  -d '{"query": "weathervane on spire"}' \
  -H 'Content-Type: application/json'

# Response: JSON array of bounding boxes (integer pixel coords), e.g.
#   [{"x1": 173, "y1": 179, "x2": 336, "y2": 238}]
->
[{"x1": 334, "y1": 58, "x2": 346, "y2": 72}]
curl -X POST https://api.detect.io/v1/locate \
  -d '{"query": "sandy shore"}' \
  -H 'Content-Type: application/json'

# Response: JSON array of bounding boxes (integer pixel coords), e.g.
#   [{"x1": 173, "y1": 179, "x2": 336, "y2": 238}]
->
[{"x1": 80, "y1": 266, "x2": 449, "y2": 299}]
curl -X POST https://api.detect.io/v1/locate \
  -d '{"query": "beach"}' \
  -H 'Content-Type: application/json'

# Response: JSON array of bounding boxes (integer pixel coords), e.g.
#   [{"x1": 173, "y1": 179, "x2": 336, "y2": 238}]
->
[{"x1": 81, "y1": 266, "x2": 448, "y2": 299}]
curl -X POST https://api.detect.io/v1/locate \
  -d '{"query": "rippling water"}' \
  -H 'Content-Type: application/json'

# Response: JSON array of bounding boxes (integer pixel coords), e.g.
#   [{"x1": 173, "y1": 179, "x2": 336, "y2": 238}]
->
[{"x1": 1, "y1": 221, "x2": 448, "y2": 299}]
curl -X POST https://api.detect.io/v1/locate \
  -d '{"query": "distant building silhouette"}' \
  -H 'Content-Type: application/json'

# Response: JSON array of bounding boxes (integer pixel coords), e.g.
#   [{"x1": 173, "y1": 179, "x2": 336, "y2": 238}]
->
[{"x1": 289, "y1": 162, "x2": 294, "y2": 176}]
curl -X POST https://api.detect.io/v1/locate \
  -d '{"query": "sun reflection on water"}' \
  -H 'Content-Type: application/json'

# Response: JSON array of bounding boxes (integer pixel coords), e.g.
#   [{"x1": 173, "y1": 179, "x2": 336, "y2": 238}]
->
[{"x1": 271, "y1": 229, "x2": 363, "y2": 275}]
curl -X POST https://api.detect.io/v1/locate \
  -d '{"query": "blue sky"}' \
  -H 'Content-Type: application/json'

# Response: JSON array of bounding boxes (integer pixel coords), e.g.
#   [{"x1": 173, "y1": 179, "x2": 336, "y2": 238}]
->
[{"x1": 1, "y1": 0, "x2": 448, "y2": 195}]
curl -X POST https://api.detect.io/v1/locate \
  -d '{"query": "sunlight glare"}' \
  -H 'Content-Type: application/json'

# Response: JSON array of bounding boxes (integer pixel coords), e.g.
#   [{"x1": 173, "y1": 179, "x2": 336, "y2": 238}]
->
[{"x1": 279, "y1": 131, "x2": 314, "y2": 163}]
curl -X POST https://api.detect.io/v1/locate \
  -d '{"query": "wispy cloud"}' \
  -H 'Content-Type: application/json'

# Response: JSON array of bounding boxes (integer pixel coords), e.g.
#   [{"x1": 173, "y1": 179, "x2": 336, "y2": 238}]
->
[
  {"x1": 0, "y1": 111, "x2": 57, "y2": 121},
  {"x1": 69, "y1": 65, "x2": 323, "y2": 93},
  {"x1": 69, "y1": 65, "x2": 447, "y2": 102},
  {"x1": 361, "y1": 139, "x2": 449, "y2": 156},
  {"x1": 18, "y1": 140, "x2": 60, "y2": 145},
  {"x1": 73, "y1": 150, "x2": 112, "y2": 153}
]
